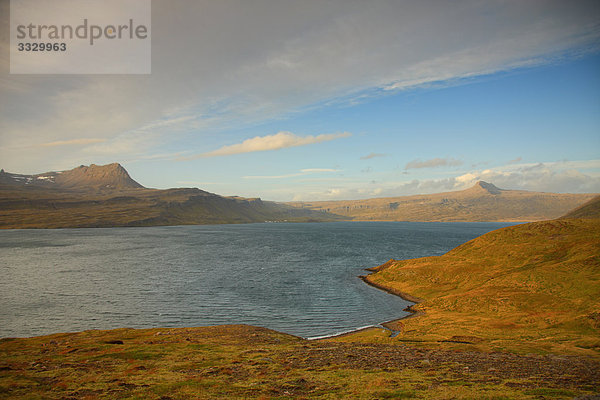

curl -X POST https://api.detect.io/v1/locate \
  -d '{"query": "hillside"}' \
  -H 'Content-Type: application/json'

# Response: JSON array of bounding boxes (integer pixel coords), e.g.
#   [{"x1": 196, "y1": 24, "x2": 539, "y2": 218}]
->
[
  {"x1": 560, "y1": 195, "x2": 600, "y2": 219},
  {"x1": 288, "y1": 181, "x2": 597, "y2": 222},
  {"x1": 346, "y1": 207, "x2": 600, "y2": 357},
  {"x1": 0, "y1": 164, "x2": 342, "y2": 229}
]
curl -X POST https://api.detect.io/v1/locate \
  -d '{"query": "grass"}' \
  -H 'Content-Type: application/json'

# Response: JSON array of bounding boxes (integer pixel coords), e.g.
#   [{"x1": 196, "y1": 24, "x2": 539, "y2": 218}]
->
[
  {"x1": 347, "y1": 218, "x2": 600, "y2": 357},
  {"x1": 1, "y1": 324, "x2": 598, "y2": 399}
]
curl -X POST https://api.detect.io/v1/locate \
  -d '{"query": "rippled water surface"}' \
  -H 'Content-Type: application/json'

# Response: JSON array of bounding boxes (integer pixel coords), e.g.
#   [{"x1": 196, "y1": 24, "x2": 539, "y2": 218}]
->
[{"x1": 0, "y1": 222, "x2": 513, "y2": 338}]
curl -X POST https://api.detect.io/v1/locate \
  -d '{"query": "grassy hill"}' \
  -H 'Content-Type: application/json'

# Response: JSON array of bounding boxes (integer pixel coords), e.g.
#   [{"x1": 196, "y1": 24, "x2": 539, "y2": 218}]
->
[
  {"x1": 349, "y1": 199, "x2": 600, "y2": 357},
  {"x1": 288, "y1": 181, "x2": 597, "y2": 222},
  {"x1": 560, "y1": 195, "x2": 600, "y2": 219}
]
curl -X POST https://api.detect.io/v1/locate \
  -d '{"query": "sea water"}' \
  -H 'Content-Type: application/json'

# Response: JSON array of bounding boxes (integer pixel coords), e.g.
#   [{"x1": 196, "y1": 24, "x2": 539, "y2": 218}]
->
[{"x1": 0, "y1": 221, "x2": 513, "y2": 338}]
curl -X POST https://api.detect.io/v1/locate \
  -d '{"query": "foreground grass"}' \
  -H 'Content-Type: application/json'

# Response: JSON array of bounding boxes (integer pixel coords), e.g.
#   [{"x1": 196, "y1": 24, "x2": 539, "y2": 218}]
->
[
  {"x1": 1, "y1": 325, "x2": 598, "y2": 399},
  {"x1": 351, "y1": 218, "x2": 600, "y2": 358}
]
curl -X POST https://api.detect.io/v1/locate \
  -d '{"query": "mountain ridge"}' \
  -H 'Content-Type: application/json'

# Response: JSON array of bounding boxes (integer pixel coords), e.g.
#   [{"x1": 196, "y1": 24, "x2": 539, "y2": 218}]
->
[
  {"x1": 288, "y1": 181, "x2": 597, "y2": 222},
  {"x1": 1, "y1": 163, "x2": 597, "y2": 227},
  {"x1": 0, "y1": 163, "x2": 343, "y2": 229}
]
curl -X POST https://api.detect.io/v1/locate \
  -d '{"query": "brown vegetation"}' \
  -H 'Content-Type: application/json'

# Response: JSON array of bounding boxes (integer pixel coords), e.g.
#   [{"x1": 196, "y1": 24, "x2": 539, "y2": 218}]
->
[{"x1": 1, "y1": 325, "x2": 598, "y2": 399}]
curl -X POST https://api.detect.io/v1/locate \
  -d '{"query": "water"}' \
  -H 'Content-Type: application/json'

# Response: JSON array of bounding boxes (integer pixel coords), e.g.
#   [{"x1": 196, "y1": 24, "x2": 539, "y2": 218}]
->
[{"x1": 0, "y1": 221, "x2": 514, "y2": 338}]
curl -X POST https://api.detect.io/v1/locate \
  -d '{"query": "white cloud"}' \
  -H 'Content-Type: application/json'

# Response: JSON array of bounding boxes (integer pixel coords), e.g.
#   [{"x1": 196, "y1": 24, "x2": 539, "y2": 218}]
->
[
  {"x1": 283, "y1": 160, "x2": 600, "y2": 201},
  {"x1": 39, "y1": 138, "x2": 106, "y2": 147},
  {"x1": 244, "y1": 167, "x2": 340, "y2": 180},
  {"x1": 301, "y1": 168, "x2": 338, "y2": 173},
  {"x1": 185, "y1": 131, "x2": 351, "y2": 159},
  {"x1": 452, "y1": 161, "x2": 600, "y2": 193},
  {"x1": 1, "y1": 1, "x2": 599, "y2": 173}
]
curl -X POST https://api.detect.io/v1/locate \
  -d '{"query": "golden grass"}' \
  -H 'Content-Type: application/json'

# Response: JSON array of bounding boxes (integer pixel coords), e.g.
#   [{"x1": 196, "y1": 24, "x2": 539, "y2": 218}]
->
[
  {"x1": 1, "y1": 325, "x2": 598, "y2": 399},
  {"x1": 342, "y1": 218, "x2": 600, "y2": 356}
]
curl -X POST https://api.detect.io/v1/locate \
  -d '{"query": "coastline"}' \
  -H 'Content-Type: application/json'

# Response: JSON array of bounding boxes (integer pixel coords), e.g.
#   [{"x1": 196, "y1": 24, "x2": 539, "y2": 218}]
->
[
  {"x1": 356, "y1": 262, "x2": 426, "y2": 337},
  {"x1": 310, "y1": 261, "x2": 427, "y2": 341}
]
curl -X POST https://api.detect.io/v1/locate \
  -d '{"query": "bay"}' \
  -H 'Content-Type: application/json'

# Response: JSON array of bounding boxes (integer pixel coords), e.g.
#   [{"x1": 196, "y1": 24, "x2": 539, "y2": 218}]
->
[{"x1": 0, "y1": 221, "x2": 514, "y2": 338}]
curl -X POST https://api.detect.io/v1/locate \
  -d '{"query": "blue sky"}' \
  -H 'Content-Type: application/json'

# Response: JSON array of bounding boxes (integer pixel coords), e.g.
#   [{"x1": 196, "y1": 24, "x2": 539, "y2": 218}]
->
[{"x1": 1, "y1": 0, "x2": 599, "y2": 201}]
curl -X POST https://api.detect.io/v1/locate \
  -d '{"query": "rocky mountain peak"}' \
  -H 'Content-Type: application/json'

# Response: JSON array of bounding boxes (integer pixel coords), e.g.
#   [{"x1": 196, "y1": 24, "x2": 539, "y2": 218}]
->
[
  {"x1": 0, "y1": 163, "x2": 144, "y2": 191},
  {"x1": 473, "y1": 181, "x2": 502, "y2": 194},
  {"x1": 58, "y1": 163, "x2": 144, "y2": 190}
]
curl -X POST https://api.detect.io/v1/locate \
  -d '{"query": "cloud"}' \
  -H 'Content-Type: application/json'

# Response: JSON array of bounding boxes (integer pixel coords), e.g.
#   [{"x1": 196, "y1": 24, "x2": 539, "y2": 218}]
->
[
  {"x1": 39, "y1": 138, "x2": 105, "y2": 147},
  {"x1": 451, "y1": 161, "x2": 600, "y2": 193},
  {"x1": 508, "y1": 156, "x2": 523, "y2": 164},
  {"x1": 360, "y1": 152, "x2": 387, "y2": 160},
  {"x1": 396, "y1": 160, "x2": 600, "y2": 196},
  {"x1": 405, "y1": 158, "x2": 463, "y2": 169},
  {"x1": 284, "y1": 160, "x2": 600, "y2": 201},
  {"x1": 2, "y1": 1, "x2": 599, "y2": 173},
  {"x1": 244, "y1": 168, "x2": 340, "y2": 180},
  {"x1": 301, "y1": 168, "x2": 337, "y2": 173},
  {"x1": 185, "y1": 131, "x2": 351, "y2": 159}
]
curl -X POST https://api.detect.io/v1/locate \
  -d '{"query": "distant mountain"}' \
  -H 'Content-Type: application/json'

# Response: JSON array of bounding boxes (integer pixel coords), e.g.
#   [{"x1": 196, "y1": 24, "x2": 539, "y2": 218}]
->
[
  {"x1": 0, "y1": 163, "x2": 143, "y2": 191},
  {"x1": 288, "y1": 181, "x2": 597, "y2": 222},
  {"x1": 0, "y1": 163, "x2": 343, "y2": 229}
]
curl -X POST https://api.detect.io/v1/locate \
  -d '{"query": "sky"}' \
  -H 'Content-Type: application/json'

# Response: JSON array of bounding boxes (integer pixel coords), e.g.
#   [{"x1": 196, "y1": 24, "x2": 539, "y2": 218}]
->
[{"x1": 1, "y1": 0, "x2": 599, "y2": 201}]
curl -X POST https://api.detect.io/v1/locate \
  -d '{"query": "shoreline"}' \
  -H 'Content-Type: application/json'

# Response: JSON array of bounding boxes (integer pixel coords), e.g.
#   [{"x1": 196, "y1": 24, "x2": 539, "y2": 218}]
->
[{"x1": 310, "y1": 262, "x2": 426, "y2": 341}]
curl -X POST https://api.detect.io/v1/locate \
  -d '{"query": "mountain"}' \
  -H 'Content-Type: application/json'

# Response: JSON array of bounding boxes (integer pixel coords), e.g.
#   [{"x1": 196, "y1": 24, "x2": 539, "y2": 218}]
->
[
  {"x1": 0, "y1": 163, "x2": 143, "y2": 192},
  {"x1": 288, "y1": 181, "x2": 597, "y2": 222},
  {"x1": 0, "y1": 164, "x2": 343, "y2": 229},
  {"x1": 359, "y1": 202, "x2": 600, "y2": 356}
]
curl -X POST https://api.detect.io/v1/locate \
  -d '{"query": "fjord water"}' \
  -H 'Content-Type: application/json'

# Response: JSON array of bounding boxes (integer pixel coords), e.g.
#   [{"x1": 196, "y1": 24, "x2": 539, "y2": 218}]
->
[{"x1": 0, "y1": 222, "x2": 513, "y2": 338}]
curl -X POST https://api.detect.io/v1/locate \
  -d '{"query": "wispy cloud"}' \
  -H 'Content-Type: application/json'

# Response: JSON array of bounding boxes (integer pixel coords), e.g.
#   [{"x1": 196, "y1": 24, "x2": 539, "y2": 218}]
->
[
  {"x1": 405, "y1": 157, "x2": 463, "y2": 169},
  {"x1": 244, "y1": 168, "x2": 339, "y2": 180},
  {"x1": 360, "y1": 152, "x2": 387, "y2": 160},
  {"x1": 508, "y1": 156, "x2": 523, "y2": 164},
  {"x1": 301, "y1": 168, "x2": 337, "y2": 173},
  {"x1": 39, "y1": 138, "x2": 105, "y2": 147},
  {"x1": 2, "y1": 1, "x2": 599, "y2": 176},
  {"x1": 183, "y1": 131, "x2": 351, "y2": 159}
]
